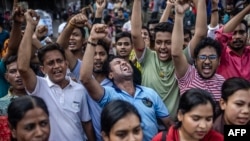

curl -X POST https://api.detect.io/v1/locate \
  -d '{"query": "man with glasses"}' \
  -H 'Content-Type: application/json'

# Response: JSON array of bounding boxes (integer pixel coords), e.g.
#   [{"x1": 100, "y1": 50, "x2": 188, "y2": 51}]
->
[{"x1": 171, "y1": 1, "x2": 225, "y2": 111}]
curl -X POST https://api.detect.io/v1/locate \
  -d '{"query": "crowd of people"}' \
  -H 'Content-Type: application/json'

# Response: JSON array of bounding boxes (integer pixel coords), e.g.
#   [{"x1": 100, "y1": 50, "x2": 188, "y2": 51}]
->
[{"x1": 0, "y1": 0, "x2": 250, "y2": 141}]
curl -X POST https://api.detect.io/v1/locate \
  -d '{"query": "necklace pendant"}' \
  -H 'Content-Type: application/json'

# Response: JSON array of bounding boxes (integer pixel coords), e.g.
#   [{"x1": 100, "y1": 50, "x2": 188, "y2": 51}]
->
[{"x1": 159, "y1": 71, "x2": 164, "y2": 78}]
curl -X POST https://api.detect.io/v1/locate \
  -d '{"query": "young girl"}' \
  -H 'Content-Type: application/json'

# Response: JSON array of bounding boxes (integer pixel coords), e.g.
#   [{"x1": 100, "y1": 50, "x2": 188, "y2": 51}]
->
[
  {"x1": 101, "y1": 99, "x2": 143, "y2": 141},
  {"x1": 213, "y1": 77, "x2": 250, "y2": 134},
  {"x1": 152, "y1": 88, "x2": 223, "y2": 141}
]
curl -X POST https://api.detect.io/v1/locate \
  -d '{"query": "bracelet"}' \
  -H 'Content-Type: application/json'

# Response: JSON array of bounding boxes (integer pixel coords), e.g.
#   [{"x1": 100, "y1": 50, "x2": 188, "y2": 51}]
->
[
  {"x1": 87, "y1": 41, "x2": 97, "y2": 47},
  {"x1": 211, "y1": 9, "x2": 218, "y2": 13}
]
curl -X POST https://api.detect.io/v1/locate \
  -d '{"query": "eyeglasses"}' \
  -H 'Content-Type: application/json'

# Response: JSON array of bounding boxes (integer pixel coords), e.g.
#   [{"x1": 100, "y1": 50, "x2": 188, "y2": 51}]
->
[{"x1": 198, "y1": 55, "x2": 218, "y2": 61}]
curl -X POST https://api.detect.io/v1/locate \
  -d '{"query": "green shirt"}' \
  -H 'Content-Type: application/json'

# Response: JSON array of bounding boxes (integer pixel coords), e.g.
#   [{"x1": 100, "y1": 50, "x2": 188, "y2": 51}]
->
[
  {"x1": 0, "y1": 89, "x2": 18, "y2": 116},
  {"x1": 139, "y1": 48, "x2": 179, "y2": 119}
]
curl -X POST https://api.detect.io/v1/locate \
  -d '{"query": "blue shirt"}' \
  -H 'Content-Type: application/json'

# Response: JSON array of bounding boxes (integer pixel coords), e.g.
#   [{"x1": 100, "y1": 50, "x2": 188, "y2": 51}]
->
[{"x1": 100, "y1": 85, "x2": 169, "y2": 141}]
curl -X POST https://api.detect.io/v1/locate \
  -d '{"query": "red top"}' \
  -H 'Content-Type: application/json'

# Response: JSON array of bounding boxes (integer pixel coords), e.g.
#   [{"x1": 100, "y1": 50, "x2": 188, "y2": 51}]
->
[
  {"x1": 0, "y1": 116, "x2": 11, "y2": 141},
  {"x1": 215, "y1": 27, "x2": 250, "y2": 81},
  {"x1": 152, "y1": 126, "x2": 223, "y2": 141}
]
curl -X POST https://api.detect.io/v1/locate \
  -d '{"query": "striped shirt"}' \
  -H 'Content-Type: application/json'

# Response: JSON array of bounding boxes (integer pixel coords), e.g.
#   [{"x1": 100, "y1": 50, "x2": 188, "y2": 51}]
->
[{"x1": 177, "y1": 65, "x2": 225, "y2": 102}]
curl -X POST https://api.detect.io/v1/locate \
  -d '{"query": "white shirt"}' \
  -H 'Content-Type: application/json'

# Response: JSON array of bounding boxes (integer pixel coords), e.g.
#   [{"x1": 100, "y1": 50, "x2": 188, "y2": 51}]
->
[{"x1": 28, "y1": 76, "x2": 91, "y2": 141}]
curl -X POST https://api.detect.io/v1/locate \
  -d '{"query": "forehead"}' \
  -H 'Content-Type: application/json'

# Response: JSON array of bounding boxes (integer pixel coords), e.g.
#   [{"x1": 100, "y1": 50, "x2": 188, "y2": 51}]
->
[
  {"x1": 186, "y1": 103, "x2": 213, "y2": 116},
  {"x1": 6, "y1": 61, "x2": 17, "y2": 70},
  {"x1": 149, "y1": 23, "x2": 157, "y2": 29},
  {"x1": 155, "y1": 32, "x2": 172, "y2": 40},
  {"x1": 72, "y1": 28, "x2": 84, "y2": 36},
  {"x1": 234, "y1": 23, "x2": 247, "y2": 31},
  {"x1": 95, "y1": 45, "x2": 107, "y2": 54},
  {"x1": 117, "y1": 37, "x2": 131, "y2": 43},
  {"x1": 198, "y1": 46, "x2": 217, "y2": 54},
  {"x1": 44, "y1": 50, "x2": 64, "y2": 61}
]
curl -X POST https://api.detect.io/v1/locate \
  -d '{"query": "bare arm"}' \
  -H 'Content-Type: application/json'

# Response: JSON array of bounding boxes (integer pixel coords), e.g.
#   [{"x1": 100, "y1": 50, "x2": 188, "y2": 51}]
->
[
  {"x1": 4, "y1": 0, "x2": 24, "y2": 60},
  {"x1": 223, "y1": 5, "x2": 250, "y2": 33},
  {"x1": 160, "y1": 1, "x2": 174, "y2": 23},
  {"x1": 56, "y1": 13, "x2": 88, "y2": 70},
  {"x1": 80, "y1": 24, "x2": 108, "y2": 101},
  {"x1": 131, "y1": 0, "x2": 145, "y2": 59},
  {"x1": 189, "y1": 0, "x2": 207, "y2": 58},
  {"x1": 82, "y1": 121, "x2": 95, "y2": 141},
  {"x1": 210, "y1": 0, "x2": 219, "y2": 28},
  {"x1": 17, "y1": 10, "x2": 40, "y2": 93},
  {"x1": 171, "y1": 1, "x2": 190, "y2": 78}
]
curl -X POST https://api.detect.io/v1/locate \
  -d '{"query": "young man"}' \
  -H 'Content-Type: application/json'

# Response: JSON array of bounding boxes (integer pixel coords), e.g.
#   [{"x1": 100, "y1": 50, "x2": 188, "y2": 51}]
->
[
  {"x1": 115, "y1": 31, "x2": 142, "y2": 85},
  {"x1": 0, "y1": 55, "x2": 26, "y2": 115},
  {"x1": 171, "y1": 0, "x2": 224, "y2": 108},
  {"x1": 131, "y1": 0, "x2": 207, "y2": 118},
  {"x1": 17, "y1": 10, "x2": 95, "y2": 141},
  {"x1": 80, "y1": 24, "x2": 173, "y2": 141}
]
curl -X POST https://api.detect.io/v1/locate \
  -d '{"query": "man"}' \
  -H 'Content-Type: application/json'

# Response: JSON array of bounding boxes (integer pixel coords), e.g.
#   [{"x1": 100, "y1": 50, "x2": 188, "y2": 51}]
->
[
  {"x1": 0, "y1": 55, "x2": 26, "y2": 115},
  {"x1": 211, "y1": 4, "x2": 250, "y2": 81},
  {"x1": 171, "y1": 0, "x2": 224, "y2": 106},
  {"x1": 131, "y1": 0, "x2": 207, "y2": 118},
  {"x1": 17, "y1": 10, "x2": 95, "y2": 141},
  {"x1": 80, "y1": 24, "x2": 173, "y2": 141},
  {"x1": 115, "y1": 31, "x2": 141, "y2": 85},
  {"x1": 0, "y1": 0, "x2": 25, "y2": 98}
]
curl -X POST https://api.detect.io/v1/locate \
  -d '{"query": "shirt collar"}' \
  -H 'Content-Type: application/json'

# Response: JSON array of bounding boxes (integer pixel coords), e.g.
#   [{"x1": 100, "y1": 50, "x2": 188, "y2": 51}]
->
[
  {"x1": 45, "y1": 75, "x2": 72, "y2": 88},
  {"x1": 112, "y1": 84, "x2": 144, "y2": 96}
]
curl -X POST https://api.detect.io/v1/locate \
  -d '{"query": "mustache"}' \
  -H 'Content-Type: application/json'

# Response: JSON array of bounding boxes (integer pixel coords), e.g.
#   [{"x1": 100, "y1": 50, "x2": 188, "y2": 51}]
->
[{"x1": 233, "y1": 39, "x2": 244, "y2": 44}]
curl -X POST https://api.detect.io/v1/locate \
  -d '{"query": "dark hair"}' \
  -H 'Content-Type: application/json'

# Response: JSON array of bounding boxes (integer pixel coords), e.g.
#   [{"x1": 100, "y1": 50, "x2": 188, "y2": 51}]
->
[
  {"x1": 154, "y1": 22, "x2": 174, "y2": 37},
  {"x1": 8, "y1": 95, "x2": 49, "y2": 129},
  {"x1": 142, "y1": 25, "x2": 152, "y2": 39},
  {"x1": 115, "y1": 31, "x2": 132, "y2": 43},
  {"x1": 97, "y1": 39, "x2": 110, "y2": 56},
  {"x1": 240, "y1": 19, "x2": 248, "y2": 32},
  {"x1": 4, "y1": 55, "x2": 17, "y2": 67},
  {"x1": 74, "y1": 26, "x2": 86, "y2": 38},
  {"x1": 194, "y1": 37, "x2": 222, "y2": 59},
  {"x1": 101, "y1": 100, "x2": 141, "y2": 135},
  {"x1": 103, "y1": 15, "x2": 112, "y2": 24},
  {"x1": 184, "y1": 28, "x2": 192, "y2": 39},
  {"x1": 37, "y1": 43, "x2": 66, "y2": 65},
  {"x1": 176, "y1": 88, "x2": 216, "y2": 128},
  {"x1": 147, "y1": 19, "x2": 159, "y2": 27},
  {"x1": 221, "y1": 77, "x2": 250, "y2": 101}
]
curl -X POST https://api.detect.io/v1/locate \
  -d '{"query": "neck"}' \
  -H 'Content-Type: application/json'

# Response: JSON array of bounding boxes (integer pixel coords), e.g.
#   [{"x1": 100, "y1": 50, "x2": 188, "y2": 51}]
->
[
  {"x1": 57, "y1": 79, "x2": 69, "y2": 89},
  {"x1": 93, "y1": 73, "x2": 107, "y2": 84},
  {"x1": 178, "y1": 128, "x2": 199, "y2": 141},
  {"x1": 115, "y1": 80, "x2": 135, "y2": 96},
  {"x1": 11, "y1": 89, "x2": 27, "y2": 97},
  {"x1": 71, "y1": 50, "x2": 84, "y2": 60}
]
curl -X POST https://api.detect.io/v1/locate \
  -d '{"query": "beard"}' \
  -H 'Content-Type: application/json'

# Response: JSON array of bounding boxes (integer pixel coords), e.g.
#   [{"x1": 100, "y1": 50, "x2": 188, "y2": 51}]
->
[{"x1": 229, "y1": 39, "x2": 245, "y2": 52}]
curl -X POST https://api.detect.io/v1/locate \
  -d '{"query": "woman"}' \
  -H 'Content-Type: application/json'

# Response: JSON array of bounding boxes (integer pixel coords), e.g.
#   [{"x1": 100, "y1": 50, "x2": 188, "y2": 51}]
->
[
  {"x1": 213, "y1": 77, "x2": 250, "y2": 134},
  {"x1": 8, "y1": 95, "x2": 50, "y2": 141},
  {"x1": 152, "y1": 88, "x2": 223, "y2": 141},
  {"x1": 101, "y1": 100, "x2": 143, "y2": 141}
]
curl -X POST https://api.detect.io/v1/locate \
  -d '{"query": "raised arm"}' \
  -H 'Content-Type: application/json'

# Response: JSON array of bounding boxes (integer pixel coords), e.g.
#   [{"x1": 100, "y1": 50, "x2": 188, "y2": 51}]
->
[
  {"x1": 210, "y1": 0, "x2": 219, "y2": 28},
  {"x1": 4, "y1": 0, "x2": 24, "y2": 60},
  {"x1": 223, "y1": 5, "x2": 250, "y2": 33},
  {"x1": 56, "y1": 13, "x2": 88, "y2": 70},
  {"x1": 160, "y1": 0, "x2": 175, "y2": 23},
  {"x1": 172, "y1": 0, "x2": 190, "y2": 78},
  {"x1": 189, "y1": 0, "x2": 207, "y2": 58},
  {"x1": 80, "y1": 24, "x2": 108, "y2": 101},
  {"x1": 131, "y1": 0, "x2": 145, "y2": 59},
  {"x1": 207, "y1": 0, "x2": 219, "y2": 39},
  {"x1": 17, "y1": 10, "x2": 40, "y2": 93}
]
